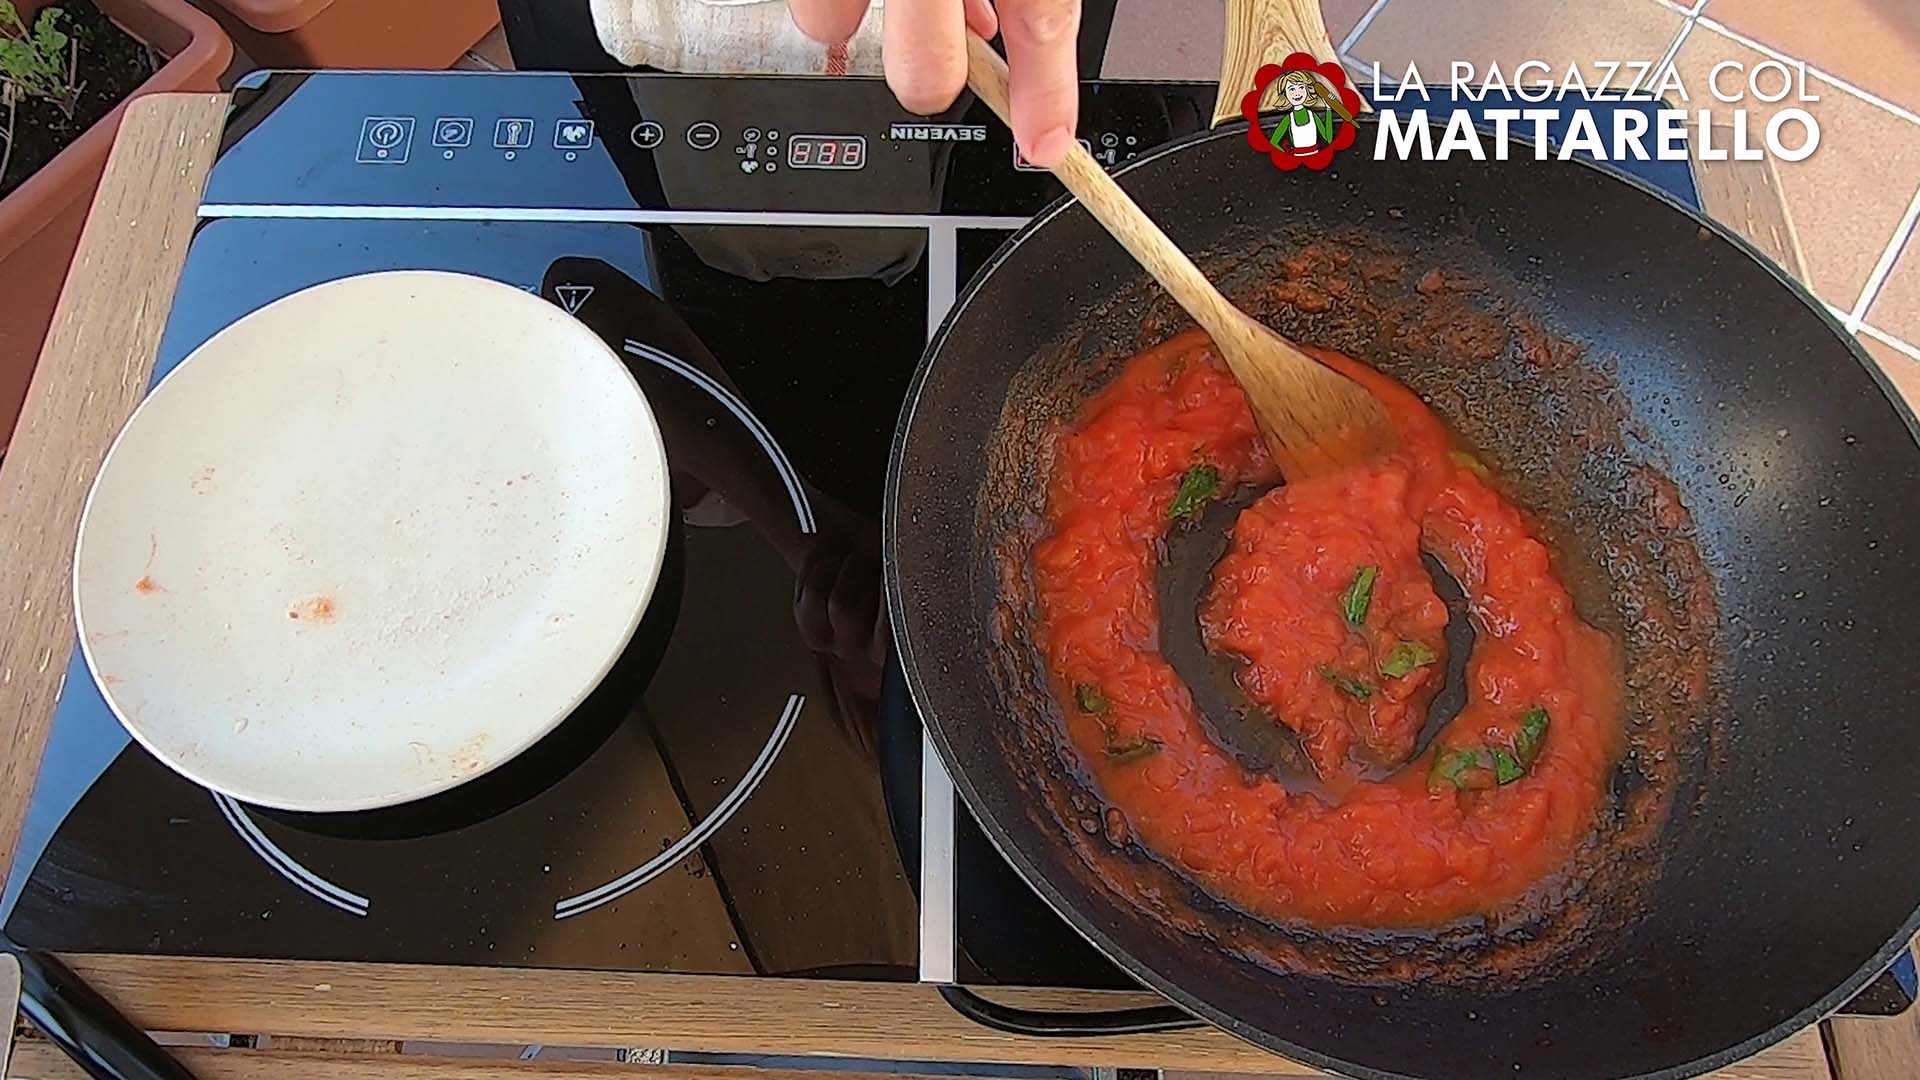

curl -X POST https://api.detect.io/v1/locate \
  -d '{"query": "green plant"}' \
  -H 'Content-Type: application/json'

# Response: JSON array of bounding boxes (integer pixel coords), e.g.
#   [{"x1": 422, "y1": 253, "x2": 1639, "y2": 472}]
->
[{"x1": 0, "y1": 2, "x2": 79, "y2": 120}]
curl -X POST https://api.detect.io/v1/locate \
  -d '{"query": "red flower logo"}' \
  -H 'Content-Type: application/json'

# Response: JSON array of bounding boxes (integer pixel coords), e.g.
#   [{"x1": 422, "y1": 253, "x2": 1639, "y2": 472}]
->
[{"x1": 1242, "y1": 54, "x2": 1363, "y2": 171}]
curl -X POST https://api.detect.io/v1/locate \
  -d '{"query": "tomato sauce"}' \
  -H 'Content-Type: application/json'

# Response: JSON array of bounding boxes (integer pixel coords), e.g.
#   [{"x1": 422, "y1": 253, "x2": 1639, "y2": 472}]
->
[{"x1": 1031, "y1": 329, "x2": 1621, "y2": 927}]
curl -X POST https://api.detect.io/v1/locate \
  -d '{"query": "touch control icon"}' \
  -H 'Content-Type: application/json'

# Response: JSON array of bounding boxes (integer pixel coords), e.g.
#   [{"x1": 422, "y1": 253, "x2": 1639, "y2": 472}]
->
[
  {"x1": 686, "y1": 122, "x2": 721, "y2": 151},
  {"x1": 631, "y1": 121, "x2": 664, "y2": 148},
  {"x1": 356, "y1": 117, "x2": 415, "y2": 164},
  {"x1": 431, "y1": 117, "x2": 472, "y2": 148},
  {"x1": 495, "y1": 118, "x2": 534, "y2": 149}
]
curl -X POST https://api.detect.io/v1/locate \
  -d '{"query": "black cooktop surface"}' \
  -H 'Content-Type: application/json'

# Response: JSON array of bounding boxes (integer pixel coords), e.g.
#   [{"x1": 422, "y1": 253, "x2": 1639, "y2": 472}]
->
[{"x1": 1, "y1": 70, "x2": 1218, "y2": 987}]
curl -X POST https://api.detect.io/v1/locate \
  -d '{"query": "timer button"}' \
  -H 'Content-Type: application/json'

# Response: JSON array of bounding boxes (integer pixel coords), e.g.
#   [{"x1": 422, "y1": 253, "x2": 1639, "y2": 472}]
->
[{"x1": 687, "y1": 121, "x2": 721, "y2": 150}]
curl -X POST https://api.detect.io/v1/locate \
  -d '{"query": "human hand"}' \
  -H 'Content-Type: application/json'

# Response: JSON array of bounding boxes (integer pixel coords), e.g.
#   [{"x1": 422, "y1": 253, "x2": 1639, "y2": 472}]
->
[{"x1": 787, "y1": 0, "x2": 1082, "y2": 167}]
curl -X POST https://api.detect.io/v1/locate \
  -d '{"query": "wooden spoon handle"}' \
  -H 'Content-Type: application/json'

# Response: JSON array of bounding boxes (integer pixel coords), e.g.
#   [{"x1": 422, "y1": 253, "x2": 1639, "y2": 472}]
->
[
  {"x1": 1212, "y1": 0, "x2": 1369, "y2": 126},
  {"x1": 964, "y1": 34, "x2": 1242, "y2": 348}
]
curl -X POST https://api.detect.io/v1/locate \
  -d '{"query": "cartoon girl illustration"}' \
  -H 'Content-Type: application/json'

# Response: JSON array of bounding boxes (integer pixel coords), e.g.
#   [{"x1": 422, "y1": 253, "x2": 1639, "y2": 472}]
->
[{"x1": 1272, "y1": 69, "x2": 1337, "y2": 157}]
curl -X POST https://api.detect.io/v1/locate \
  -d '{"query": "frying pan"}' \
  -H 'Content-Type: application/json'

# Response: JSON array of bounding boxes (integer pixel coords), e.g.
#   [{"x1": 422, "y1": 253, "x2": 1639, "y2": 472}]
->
[{"x1": 885, "y1": 117, "x2": 1920, "y2": 1080}]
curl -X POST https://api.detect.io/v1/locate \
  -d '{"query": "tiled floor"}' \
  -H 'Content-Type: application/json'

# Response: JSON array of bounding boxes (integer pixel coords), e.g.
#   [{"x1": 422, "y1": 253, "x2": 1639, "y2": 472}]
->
[
  {"x1": 1706, "y1": 0, "x2": 1920, "y2": 115},
  {"x1": 1345, "y1": 0, "x2": 1684, "y2": 90},
  {"x1": 453, "y1": 24, "x2": 514, "y2": 72},
  {"x1": 1668, "y1": 20, "x2": 1920, "y2": 314},
  {"x1": 1870, "y1": 222, "x2": 1920, "y2": 350},
  {"x1": 1098, "y1": 0, "x2": 1920, "y2": 407}
]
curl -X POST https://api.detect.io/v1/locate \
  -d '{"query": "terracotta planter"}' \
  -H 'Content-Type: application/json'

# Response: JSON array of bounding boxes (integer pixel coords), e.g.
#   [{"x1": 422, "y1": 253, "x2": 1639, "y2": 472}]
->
[
  {"x1": 195, "y1": 0, "x2": 498, "y2": 70},
  {"x1": 0, "y1": 0, "x2": 231, "y2": 450}
]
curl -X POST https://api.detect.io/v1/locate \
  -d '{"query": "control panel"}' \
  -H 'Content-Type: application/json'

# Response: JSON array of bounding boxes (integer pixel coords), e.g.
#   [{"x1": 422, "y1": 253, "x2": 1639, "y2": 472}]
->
[{"x1": 211, "y1": 71, "x2": 1218, "y2": 216}]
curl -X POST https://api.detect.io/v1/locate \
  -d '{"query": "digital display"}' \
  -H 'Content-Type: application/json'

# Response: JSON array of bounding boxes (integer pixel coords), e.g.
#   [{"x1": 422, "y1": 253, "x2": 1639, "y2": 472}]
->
[{"x1": 786, "y1": 134, "x2": 867, "y2": 170}]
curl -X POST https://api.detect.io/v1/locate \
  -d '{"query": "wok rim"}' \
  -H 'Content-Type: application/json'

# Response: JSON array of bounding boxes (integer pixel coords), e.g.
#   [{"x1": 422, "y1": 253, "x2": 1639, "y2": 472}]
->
[{"x1": 883, "y1": 117, "x2": 1920, "y2": 1080}]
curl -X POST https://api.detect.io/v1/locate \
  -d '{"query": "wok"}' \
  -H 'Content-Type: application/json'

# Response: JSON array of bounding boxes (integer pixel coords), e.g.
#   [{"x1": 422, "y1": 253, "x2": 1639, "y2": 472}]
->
[{"x1": 885, "y1": 121, "x2": 1920, "y2": 1079}]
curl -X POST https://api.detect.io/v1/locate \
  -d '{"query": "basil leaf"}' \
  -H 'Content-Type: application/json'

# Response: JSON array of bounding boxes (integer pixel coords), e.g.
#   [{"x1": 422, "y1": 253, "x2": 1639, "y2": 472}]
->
[
  {"x1": 1316, "y1": 665, "x2": 1373, "y2": 700},
  {"x1": 1340, "y1": 565, "x2": 1379, "y2": 626},
  {"x1": 1379, "y1": 639, "x2": 1437, "y2": 678},
  {"x1": 1516, "y1": 706, "x2": 1550, "y2": 766},
  {"x1": 1428, "y1": 747, "x2": 1480, "y2": 791},
  {"x1": 1168, "y1": 464, "x2": 1220, "y2": 520},
  {"x1": 1493, "y1": 749, "x2": 1525, "y2": 784},
  {"x1": 1073, "y1": 683, "x2": 1111, "y2": 715},
  {"x1": 1449, "y1": 449, "x2": 1492, "y2": 479},
  {"x1": 1105, "y1": 736, "x2": 1163, "y2": 764}
]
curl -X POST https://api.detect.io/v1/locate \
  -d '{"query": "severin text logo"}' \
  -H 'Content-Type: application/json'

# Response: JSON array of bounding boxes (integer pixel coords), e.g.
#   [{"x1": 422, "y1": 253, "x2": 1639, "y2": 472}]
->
[
  {"x1": 1243, "y1": 53, "x2": 1363, "y2": 171},
  {"x1": 888, "y1": 123, "x2": 988, "y2": 142}
]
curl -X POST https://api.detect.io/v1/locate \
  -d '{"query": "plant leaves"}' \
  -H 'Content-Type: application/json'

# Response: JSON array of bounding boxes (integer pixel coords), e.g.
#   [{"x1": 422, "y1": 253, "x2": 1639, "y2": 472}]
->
[
  {"x1": 32, "y1": 8, "x2": 65, "y2": 56},
  {"x1": 1104, "y1": 736, "x2": 1162, "y2": 764},
  {"x1": 1516, "y1": 706, "x2": 1549, "y2": 766},
  {"x1": 1168, "y1": 463, "x2": 1220, "y2": 520},
  {"x1": 1340, "y1": 565, "x2": 1378, "y2": 626},
  {"x1": 1073, "y1": 683, "x2": 1110, "y2": 715},
  {"x1": 0, "y1": 5, "x2": 72, "y2": 104},
  {"x1": 1448, "y1": 449, "x2": 1492, "y2": 479},
  {"x1": 1428, "y1": 747, "x2": 1489, "y2": 792},
  {"x1": 1492, "y1": 749, "x2": 1525, "y2": 784},
  {"x1": 1379, "y1": 639, "x2": 1437, "y2": 678},
  {"x1": 1316, "y1": 665, "x2": 1373, "y2": 700}
]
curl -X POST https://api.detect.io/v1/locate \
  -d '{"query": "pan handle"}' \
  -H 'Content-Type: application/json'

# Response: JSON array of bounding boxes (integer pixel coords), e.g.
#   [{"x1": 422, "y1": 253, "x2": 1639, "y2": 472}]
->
[
  {"x1": 6, "y1": 944, "x2": 198, "y2": 1080},
  {"x1": 937, "y1": 984, "x2": 1204, "y2": 1036},
  {"x1": 1213, "y1": 0, "x2": 1371, "y2": 126}
]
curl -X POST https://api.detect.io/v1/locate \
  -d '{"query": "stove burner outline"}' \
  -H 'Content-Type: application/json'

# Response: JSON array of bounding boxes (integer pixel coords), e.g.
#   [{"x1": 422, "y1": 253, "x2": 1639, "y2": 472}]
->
[
  {"x1": 198, "y1": 344, "x2": 816, "y2": 924},
  {"x1": 213, "y1": 793, "x2": 370, "y2": 917},
  {"x1": 549, "y1": 340, "x2": 822, "y2": 920},
  {"x1": 623, "y1": 340, "x2": 817, "y2": 534},
  {"x1": 553, "y1": 692, "x2": 802, "y2": 920}
]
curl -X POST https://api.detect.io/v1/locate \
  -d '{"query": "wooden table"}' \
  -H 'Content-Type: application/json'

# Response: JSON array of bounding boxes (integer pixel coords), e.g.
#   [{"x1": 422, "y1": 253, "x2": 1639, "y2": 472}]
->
[{"x1": 0, "y1": 92, "x2": 1913, "y2": 1080}]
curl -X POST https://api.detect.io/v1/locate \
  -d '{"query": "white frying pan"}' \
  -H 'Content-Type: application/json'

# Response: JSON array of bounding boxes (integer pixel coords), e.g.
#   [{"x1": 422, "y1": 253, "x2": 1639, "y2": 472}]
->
[{"x1": 73, "y1": 271, "x2": 672, "y2": 813}]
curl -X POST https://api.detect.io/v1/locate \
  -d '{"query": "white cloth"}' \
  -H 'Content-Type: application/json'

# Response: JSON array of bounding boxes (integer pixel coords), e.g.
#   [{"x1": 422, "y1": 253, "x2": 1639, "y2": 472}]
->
[{"x1": 590, "y1": 0, "x2": 886, "y2": 74}]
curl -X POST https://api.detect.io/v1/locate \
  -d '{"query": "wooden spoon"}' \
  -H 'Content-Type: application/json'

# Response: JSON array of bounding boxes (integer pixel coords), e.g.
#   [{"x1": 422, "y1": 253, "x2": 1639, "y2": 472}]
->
[
  {"x1": 1212, "y1": 0, "x2": 1371, "y2": 127},
  {"x1": 964, "y1": 35, "x2": 1391, "y2": 479}
]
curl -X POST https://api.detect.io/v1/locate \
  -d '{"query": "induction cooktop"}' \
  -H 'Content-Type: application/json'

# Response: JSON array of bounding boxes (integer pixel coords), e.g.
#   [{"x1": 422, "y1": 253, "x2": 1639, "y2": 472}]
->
[{"x1": 4, "y1": 67, "x2": 1908, "y2": 1017}]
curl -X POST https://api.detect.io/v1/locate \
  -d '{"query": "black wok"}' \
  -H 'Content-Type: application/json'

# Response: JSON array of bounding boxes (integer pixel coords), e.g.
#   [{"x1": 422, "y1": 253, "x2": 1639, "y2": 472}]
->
[{"x1": 885, "y1": 121, "x2": 1920, "y2": 1079}]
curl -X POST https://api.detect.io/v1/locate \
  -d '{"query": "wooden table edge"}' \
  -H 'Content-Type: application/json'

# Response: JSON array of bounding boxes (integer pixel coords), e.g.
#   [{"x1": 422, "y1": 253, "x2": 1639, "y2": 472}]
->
[{"x1": 0, "y1": 89, "x2": 1857, "y2": 1080}]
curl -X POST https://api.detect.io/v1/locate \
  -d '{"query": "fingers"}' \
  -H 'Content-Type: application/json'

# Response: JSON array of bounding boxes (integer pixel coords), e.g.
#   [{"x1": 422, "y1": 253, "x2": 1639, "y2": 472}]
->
[
  {"x1": 997, "y1": 0, "x2": 1081, "y2": 166},
  {"x1": 884, "y1": 0, "x2": 968, "y2": 115},
  {"x1": 788, "y1": 0, "x2": 870, "y2": 43},
  {"x1": 793, "y1": 540, "x2": 845, "y2": 654},
  {"x1": 793, "y1": 536, "x2": 886, "y2": 668},
  {"x1": 963, "y1": 0, "x2": 998, "y2": 39},
  {"x1": 824, "y1": 547, "x2": 880, "y2": 661}
]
